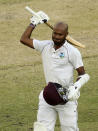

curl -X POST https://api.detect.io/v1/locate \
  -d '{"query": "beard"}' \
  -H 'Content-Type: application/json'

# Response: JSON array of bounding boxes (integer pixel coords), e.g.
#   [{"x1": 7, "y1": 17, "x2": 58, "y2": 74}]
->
[{"x1": 52, "y1": 38, "x2": 66, "y2": 46}]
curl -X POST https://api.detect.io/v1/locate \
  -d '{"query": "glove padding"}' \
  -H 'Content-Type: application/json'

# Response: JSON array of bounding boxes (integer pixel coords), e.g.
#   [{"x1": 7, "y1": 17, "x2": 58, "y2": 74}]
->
[
  {"x1": 67, "y1": 74, "x2": 90, "y2": 101},
  {"x1": 30, "y1": 11, "x2": 49, "y2": 26},
  {"x1": 68, "y1": 85, "x2": 80, "y2": 101}
]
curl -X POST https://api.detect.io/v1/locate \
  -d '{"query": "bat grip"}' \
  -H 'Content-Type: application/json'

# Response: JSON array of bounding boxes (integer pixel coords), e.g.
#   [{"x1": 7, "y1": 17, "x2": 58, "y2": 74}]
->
[{"x1": 45, "y1": 22, "x2": 53, "y2": 30}]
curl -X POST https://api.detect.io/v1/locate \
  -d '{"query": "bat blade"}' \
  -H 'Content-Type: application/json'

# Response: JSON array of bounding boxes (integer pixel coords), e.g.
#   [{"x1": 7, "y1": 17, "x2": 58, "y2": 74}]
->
[{"x1": 66, "y1": 35, "x2": 85, "y2": 48}]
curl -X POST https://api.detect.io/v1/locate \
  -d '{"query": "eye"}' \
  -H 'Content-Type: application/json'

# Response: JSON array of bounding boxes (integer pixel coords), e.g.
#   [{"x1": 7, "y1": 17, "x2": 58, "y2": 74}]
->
[
  {"x1": 58, "y1": 33, "x2": 63, "y2": 36},
  {"x1": 59, "y1": 34, "x2": 63, "y2": 36},
  {"x1": 53, "y1": 32, "x2": 57, "y2": 35}
]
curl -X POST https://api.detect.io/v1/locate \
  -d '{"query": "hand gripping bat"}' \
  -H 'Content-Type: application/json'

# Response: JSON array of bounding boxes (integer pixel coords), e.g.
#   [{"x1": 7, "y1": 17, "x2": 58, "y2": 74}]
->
[{"x1": 25, "y1": 6, "x2": 85, "y2": 48}]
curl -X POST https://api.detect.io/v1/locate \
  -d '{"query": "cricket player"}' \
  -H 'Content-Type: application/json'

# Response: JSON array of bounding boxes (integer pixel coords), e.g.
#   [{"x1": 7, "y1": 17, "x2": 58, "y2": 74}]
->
[{"x1": 20, "y1": 13, "x2": 90, "y2": 131}]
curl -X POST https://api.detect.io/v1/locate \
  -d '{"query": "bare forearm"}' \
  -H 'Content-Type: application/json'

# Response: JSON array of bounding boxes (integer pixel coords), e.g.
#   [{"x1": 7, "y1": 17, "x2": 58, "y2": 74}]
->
[
  {"x1": 22, "y1": 24, "x2": 35, "y2": 38},
  {"x1": 76, "y1": 66, "x2": 85, "y2": 76},
  {"x1": 20, "y1": 24, "x2": 35, "y2": 48},
  {"x1": 76, "y1": 66, "x2": 85, "y2": 81}
]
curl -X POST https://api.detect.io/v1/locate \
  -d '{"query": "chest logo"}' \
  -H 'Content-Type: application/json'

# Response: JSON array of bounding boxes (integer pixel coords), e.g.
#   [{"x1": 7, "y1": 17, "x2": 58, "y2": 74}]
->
[{"x1": 59, "y1": 52, "x2": 65, "y2": 58}]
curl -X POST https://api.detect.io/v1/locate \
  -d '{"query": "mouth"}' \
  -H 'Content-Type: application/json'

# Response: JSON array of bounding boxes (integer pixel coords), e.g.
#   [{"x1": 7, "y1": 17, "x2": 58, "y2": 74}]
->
[{"x1": 53, "y1": 39, "x2": 60, "y2": 42}]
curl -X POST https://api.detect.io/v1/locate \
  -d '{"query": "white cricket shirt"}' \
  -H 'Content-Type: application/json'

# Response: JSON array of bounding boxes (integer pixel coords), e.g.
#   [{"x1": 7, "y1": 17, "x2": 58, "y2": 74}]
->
[{"x1": 33, "y1": 39, "x2": 83, "y2": 88}]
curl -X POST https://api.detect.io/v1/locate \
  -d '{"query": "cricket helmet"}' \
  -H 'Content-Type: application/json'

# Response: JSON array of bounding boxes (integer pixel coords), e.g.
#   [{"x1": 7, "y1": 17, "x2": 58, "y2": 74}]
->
[{"x1": 43, "y1": 82, "x2": 68, "y2": 106}]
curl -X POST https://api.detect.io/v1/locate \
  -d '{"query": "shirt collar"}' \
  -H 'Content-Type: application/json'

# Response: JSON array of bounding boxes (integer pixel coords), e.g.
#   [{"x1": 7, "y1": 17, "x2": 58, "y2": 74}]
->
[{"x1": 51, "y1": 40, "x2": 67, "y2": 53}]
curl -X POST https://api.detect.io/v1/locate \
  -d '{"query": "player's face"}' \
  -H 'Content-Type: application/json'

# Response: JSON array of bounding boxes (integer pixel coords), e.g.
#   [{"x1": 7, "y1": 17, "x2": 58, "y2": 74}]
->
[{"x1": 52, "y1": 26, "x2": 67, "y2": 46}]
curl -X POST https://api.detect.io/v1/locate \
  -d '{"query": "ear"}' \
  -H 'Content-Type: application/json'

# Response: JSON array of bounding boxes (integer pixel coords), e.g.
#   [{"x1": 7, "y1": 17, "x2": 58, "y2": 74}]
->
[
  {"x1": 66, "y1": 31, "x2": 68, "y2": 36},
  {"x1": 65, "y1": 31, "x2": 68, "y2": 38}
]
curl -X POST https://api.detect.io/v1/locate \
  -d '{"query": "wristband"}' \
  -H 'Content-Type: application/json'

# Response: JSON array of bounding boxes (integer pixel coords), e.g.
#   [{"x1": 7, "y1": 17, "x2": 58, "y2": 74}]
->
[{"x1": 29, "y1": 23, "x2": 36, "y2": 29}]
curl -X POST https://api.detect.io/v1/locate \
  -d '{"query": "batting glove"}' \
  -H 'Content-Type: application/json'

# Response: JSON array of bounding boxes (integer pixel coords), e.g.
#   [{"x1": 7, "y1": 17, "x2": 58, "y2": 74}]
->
[
  {"x1": 30, "y1": 16, "x2": 41, "y2": 26},
  {"x1": 37, "y1": 11, "x2": 50, "y2": 22},
  {"x1": 30, "y1": 11, "x2": 49, "y2": 26},
  {"x1": 67, "y1": 85, "x2": 80, "y2": 101}
]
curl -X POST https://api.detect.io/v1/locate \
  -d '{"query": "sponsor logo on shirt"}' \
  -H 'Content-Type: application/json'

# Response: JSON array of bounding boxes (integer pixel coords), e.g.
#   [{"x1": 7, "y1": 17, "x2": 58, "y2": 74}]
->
[{"x1": 59, "y1": 52, "x2": 65, "y2": 58}]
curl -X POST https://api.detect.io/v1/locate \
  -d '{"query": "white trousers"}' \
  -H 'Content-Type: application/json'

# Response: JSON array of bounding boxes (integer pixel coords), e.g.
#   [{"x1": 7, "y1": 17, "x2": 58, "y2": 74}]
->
[{"x1": 37, "y1": 91, "x2": 79, "y2": 131}]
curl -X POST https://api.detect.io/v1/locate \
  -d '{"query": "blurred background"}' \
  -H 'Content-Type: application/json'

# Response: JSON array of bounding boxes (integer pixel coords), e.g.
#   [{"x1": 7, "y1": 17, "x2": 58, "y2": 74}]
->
[{"x1": 0, "y1": 0, "x2": 98, "y2": 130}]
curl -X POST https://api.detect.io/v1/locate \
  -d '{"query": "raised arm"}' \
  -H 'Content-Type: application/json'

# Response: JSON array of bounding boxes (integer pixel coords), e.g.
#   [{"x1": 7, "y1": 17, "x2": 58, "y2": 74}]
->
[
  {"x1": 20, "y1": 10, "x2": 49, "y2": 49},
  {"x1": 20, "y1": 24, "x2": 35, "y2": 49}
]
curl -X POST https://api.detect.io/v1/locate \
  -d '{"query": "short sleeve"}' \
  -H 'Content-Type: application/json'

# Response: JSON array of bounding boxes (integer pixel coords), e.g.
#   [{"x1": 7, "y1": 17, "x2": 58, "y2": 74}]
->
[
  {"x1": 33, "y1": 39, "x2": 51, "y2": 52},
  {"x1": 69, "y1": 48, "x2": 83, "y2": 69}
]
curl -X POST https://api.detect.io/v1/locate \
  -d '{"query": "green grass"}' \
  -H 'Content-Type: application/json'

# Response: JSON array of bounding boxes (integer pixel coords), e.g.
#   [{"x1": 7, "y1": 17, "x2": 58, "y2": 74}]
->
[
  {"x1": 0, "y1": 0, "x2": 98, "y2": 130},
  {"x1": 0, "y1": 0, "x2": 32, "y2": 4}
]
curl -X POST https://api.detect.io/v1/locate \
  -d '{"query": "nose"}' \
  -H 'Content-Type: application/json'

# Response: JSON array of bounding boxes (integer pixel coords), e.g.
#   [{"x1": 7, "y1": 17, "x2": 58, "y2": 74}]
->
[{"x1": 54, "y1": 34, "x2": 60, "y2": 39}]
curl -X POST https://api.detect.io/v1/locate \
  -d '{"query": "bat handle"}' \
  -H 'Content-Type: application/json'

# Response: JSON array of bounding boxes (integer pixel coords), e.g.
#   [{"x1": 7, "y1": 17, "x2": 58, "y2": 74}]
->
[
  {"x1": 25, "y1": 6, "x2": 53, "y2": 30},
  {"x1": 45, "y1": 22, "x2": 53, "y2": 30}
]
